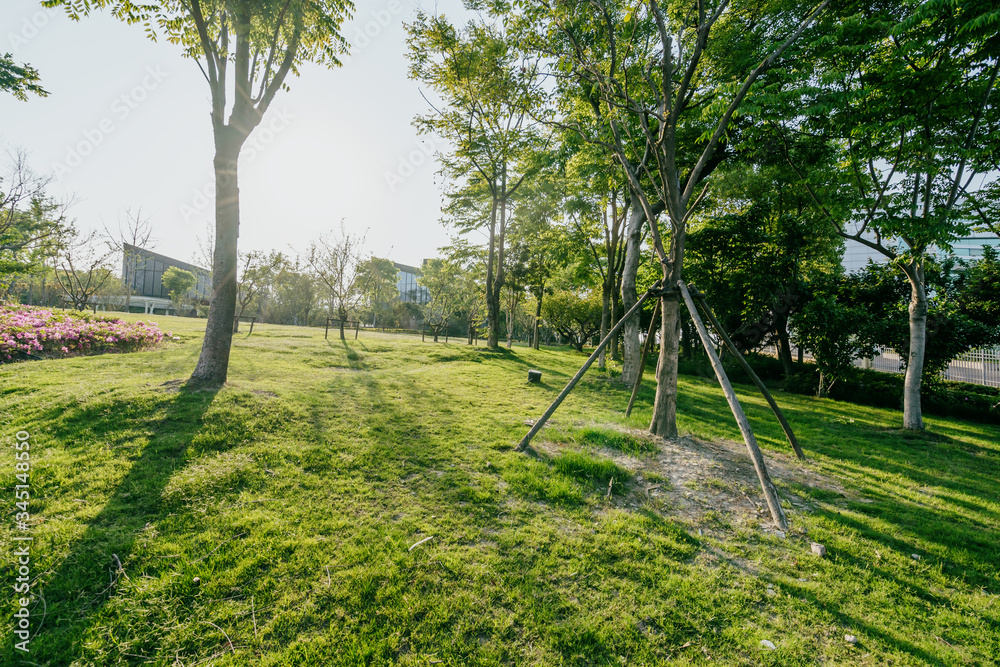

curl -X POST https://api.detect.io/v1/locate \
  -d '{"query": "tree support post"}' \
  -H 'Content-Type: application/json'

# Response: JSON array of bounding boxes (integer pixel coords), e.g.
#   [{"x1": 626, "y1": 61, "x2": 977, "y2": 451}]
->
[
  {"x1": 516, "y1": 282, "x2": 660, "y2": 452},
  {"x1": 678, "y1": 281, "x2": 788, "y2": 531},
  {"x1": 689, "y1": 286, "x2": 805, "y2": 460},
  {"x1": 325, "y1": 318, "x2": 331, "y2": 340},
  {"x1": 355, "y1": 320, "x2": 360, "y2": 340},
  {"x1": 626, "y1": 298, "x2": 661, "y2": 418}
]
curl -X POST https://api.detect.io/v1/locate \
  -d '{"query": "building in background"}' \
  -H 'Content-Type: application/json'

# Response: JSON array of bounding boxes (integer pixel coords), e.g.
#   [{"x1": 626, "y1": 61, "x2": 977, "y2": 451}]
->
[
  {"x1": 843, "y1": 231, "x2": 1000, "y2": 272},
  {"x1": 393, "y1": 261, "x2": 430, "y2": 304},
  {"x1": 122, "y1": 244, "x2": 211, "y2": 313}
]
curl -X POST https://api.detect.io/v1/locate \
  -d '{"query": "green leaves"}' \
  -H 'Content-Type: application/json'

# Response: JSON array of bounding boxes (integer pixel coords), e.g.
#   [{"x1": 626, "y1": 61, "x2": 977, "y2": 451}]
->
[{"x1": 0, "y1": 53, "x2": 47, "y2": 101}]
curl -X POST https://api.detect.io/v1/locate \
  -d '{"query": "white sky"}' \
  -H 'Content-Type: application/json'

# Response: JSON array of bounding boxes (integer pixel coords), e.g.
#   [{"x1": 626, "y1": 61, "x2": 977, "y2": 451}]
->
[{"x1": 0, "y1": 0, "x2": 471, "y2": 269}]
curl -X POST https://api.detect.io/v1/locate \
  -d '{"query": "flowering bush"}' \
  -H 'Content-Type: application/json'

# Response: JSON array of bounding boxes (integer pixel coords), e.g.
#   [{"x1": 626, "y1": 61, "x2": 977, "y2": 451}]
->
[{"x1": 0, "y1": 303, "x2": 168, "y2": 363}]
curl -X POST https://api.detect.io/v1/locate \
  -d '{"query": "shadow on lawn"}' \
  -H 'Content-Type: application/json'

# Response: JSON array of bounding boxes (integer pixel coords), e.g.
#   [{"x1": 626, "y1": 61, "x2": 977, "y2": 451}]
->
[
  {"x1": 634, "y1": 377, "x2": 1000, "y2": 660},
  {"x1": 26, "y1": 381, "x2": 220, "y2": 663}
]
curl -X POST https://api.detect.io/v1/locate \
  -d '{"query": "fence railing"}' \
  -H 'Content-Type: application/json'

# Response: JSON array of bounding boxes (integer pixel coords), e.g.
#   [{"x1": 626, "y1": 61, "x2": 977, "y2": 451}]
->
[{"x1": 760, "y1": 344, "x2": 1000, "y2": 389}]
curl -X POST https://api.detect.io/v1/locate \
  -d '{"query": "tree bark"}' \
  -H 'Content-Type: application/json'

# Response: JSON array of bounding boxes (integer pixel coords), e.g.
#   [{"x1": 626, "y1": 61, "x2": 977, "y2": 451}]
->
[
  {"x1": 776, "y1": 310, "x2": 794, "y2": 376},
  {"x1": 649, "y1": 294, "x2": 681, "y2": 437},
  {"x1": 532, "y1": 288, "x2": 543, "y2": 350},
  {"x1": 902, "y1": 261, "x2": 928, "y2": 430},
  {"x1": 191, "y1": 131, "x2": 242, "y2": 384},
  {"x1": 486, "y1": 196, "x2": 501, "y2": 348},
  {"x1": 620, "y1": 200, "x2": 646, "y2": 386},
  {"x1": 598, "y1": 283, "x2": 611, "y2": 370}
]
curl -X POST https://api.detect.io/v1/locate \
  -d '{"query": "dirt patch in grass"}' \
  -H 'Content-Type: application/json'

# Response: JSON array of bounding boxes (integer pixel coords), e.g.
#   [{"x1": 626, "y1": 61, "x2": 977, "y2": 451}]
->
[{"x1": 536, "y1": 427, "x2": 844, "y2": 536}]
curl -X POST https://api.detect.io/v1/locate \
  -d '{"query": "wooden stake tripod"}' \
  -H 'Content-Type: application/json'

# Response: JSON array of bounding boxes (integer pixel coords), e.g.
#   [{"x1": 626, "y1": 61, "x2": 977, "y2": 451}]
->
[{"x1": 516, "y1": 280, "x2": 799, "y2": 531}]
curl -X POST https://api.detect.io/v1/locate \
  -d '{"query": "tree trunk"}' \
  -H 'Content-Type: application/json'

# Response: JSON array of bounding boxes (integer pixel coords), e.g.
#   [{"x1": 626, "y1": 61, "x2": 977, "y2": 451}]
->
[
  {"x1": 486, "y1": 197, "x2": 500, "y2": 348},
  {"x1": 598, "y1": 283, "x2": 611, "y2": 370},
  {"x1": 649, "y1": 217, "x2": 684, "y2": 439},
  {"x1": 620, "y1": 200, "x2": 645, "y2": 386},
  {"x1": 776, "y1": 311, "x2": 794, "y2": 376},
  {"x1": 506, "y1": 305, "x2": 514, "y2": 348},
  {"x1": 609, "y1": 295, "x2": 619, "y2": 361},
  {"x1": 649, "y1": 295, "x2": 681, "y2": 437},
  {"x1": 339, "y1": 307, "x2": 347, "y2": 341},
  {"x1": 491, "y1": 186, "x2": 508, "y2": 348},
  {"x1": 902, "y1": 261, "x2": 928, "y2": 430},
  {"x1": 533, "y1": 289, "x2": 543, "y2": 350},
  {"x1": 191, "y1": 132, "x2": 242, "y2": 385}
]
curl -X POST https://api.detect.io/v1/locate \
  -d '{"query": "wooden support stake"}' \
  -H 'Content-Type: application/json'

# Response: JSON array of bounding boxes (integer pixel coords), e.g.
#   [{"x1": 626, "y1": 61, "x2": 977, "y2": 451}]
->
[
  {"x1": 690, "y1": 287, "x2": 806, "y2": 460},
  {"x1": 516, "y1": 282, "x2": 659, "y2": 452},
  {"x1": 355, "y1": 320, "x2": 360, "y2": 340},
  {"x1": 325, "y1": 318, "x2": 330, "y2": 340},
  {"x1": 626, "y1": 298, "x2": 661, "y2": 418},
  {"x1": 678, "y1": 281, "x2": 788, "y2": 531}
]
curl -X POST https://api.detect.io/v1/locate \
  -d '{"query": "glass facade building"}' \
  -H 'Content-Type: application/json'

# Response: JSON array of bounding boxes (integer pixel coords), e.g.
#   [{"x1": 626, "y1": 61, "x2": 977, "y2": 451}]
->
[
  {"x1": 122, "y1": 244, "x2": 212, "y2": 301},
  {"x1": 393, "y1": 262, "x2": 430, "y2": 304}
]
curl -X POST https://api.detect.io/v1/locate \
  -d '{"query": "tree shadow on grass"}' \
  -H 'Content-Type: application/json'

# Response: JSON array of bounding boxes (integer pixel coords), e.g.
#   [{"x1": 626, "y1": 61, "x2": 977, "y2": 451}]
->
[{"x1": 24, "y1": 381, "x2": 221, "y2": 663}]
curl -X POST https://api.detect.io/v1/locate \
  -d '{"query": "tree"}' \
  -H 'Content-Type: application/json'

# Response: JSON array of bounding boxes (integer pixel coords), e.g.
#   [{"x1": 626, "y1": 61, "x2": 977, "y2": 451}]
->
[
  {"x1": 104, "y1": 207, "x2": 156, "y2": 313},
  {"x1": 418, "y1": 258, "x2": 463, "y2": 342},
  {"x1": 234, "y1": 250, "x2": 282, "y2": 332},
  {"x1": 775, "y1": 0, "x2": 1000, "y2": 428},
  {"x1": 520, "y1": 0, "x2": 830, "y2": 437},
  {"x1": 306, "y1": 223, "x2": 366, "y2": 340},
  {"x1": 564, "y1": 143, "x2": 630, "y2": 370},
  {"x1": 542, "y1": 287, "x2": 603, "y2": 352},
  {"x1": 356, "y1": 257, "x2": 399, "y2": 328},
  {"x1": 55, "y1": 230, "x2": 115, "y2": 310},
  {"x1": 1, "y1": 150, "x2": 69, "y2": 290},
  {"x1": 441, "y1": 239, "x2": 488, "y2": 344},
  {"x1": 508, "y1": 175, "x2": 571, "y2": 350},
  {"x1": 48, "y1": 0, "x2": 354, "y2": 384},
  {"x1": 162, "y1": 266, "x2": 197, "y2": 314},
  {"x1": 266, "y1": 258, "x2": 316, "y2": 326},
  {"x1": 0, "y1": 53, "x2": 47, "y2": 100},
  {"x1": 407, "y1": 13, "x2": 544, "y2": 348},
  {"x1": 842, "y1": 257, "x2": 1000, "y2": 381},
  {"x1": 792, "y1": 289, "x2": 876, "y2": 397}
]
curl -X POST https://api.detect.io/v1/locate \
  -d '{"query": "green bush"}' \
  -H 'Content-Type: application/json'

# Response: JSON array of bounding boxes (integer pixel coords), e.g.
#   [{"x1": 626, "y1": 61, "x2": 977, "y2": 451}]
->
[{"x1": 678, "y1": 351, "x2": 1000, "y2": 424}]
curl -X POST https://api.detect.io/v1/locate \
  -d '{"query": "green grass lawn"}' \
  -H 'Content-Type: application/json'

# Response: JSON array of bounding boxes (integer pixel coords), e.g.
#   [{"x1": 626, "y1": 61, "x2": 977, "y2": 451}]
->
[{"x1": 1, "y1": 315, "x2": 998, "y2": 666}]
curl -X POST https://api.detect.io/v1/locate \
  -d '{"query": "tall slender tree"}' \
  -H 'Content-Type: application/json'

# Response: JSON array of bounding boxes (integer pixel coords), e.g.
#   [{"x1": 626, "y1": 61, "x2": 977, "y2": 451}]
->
[
  {"x1": 520, "y1": 0, "x2": 829, "y2": 437},
  {"x1": 407, "y1": 13, "x2": 545, "y2": 348},
  {"x1": 47, "y1": 0, "x2": 354, "y2": 384},
  {"x1": 777, "y1": 0, "x2": 1000, "y2": 428}
]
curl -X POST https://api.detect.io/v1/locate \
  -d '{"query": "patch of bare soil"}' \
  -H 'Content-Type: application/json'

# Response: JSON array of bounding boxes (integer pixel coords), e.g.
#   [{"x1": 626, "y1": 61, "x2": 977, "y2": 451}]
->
[{"x1": 536, "y1": 428, "x2": 845, "y2": 537}]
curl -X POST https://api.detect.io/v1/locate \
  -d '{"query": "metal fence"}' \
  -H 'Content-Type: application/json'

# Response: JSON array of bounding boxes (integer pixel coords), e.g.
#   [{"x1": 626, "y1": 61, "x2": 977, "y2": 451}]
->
[{"x1": 761, "y1": 344, "x2": 1000, "y2": 389}]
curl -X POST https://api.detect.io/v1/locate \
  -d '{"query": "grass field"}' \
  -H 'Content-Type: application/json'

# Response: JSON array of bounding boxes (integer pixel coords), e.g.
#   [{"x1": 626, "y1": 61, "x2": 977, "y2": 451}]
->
[{"x1": 1, "y1": 315, "x2": 998, "y2": 666}]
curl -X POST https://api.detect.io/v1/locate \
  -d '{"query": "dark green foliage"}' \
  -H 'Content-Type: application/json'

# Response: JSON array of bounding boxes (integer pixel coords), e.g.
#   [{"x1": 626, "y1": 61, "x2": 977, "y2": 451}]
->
[
  {"x1": 0, "y1": 53, "x2": 46, "y2": 100},
  {"x1": 710, "y1": 352, "x2": 1000, "y2": 424}
]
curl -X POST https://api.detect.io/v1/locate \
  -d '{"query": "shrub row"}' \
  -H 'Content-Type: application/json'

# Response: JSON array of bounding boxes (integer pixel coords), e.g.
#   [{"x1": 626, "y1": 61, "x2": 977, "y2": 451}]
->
[{"x1": 677, "y1": 352, "x2": 1000, "y2": 424}]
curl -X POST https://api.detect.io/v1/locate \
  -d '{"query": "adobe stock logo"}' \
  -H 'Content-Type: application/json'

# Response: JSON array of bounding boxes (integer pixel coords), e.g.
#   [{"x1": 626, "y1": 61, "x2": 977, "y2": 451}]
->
[
  {"x1": 51, "y1": 65, "x2": 169, "y2": 179},
  {"x1": 5, "y1": 5, "x2": 60, "y2": 53},
  {"x1": 384, "y1": 135, "x2": 448, "y2": 192},
  {"x1": 348, "y1": 0, "x2": 403, "y2": 56},
  {"x1": 178, "y1": 109, "x2": 295, "y2": 223}
]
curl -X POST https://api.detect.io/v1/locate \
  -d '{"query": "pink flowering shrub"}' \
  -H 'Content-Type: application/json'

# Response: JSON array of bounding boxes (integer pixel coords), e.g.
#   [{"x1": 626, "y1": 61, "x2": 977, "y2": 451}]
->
[{"x1": 0, "y1": 303, "x2": 166, "y2": 363}]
